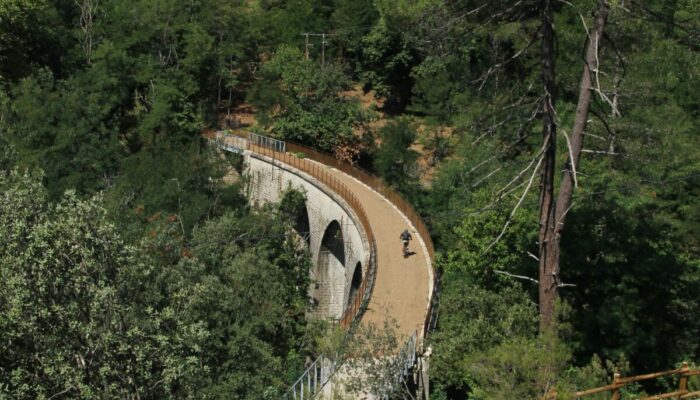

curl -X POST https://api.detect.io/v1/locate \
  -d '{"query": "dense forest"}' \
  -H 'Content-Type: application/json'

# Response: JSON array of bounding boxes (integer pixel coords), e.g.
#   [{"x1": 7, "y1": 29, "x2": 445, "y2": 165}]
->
[{"x1": 1, "y1": 0, "x2": 699, "y2": 399}]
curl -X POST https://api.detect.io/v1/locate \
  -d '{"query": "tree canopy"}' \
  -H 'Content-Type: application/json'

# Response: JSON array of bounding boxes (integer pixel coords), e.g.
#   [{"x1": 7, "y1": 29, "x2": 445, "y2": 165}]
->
[{"x1": 1, "y1": 0, "x2": 699, "y2": 398}]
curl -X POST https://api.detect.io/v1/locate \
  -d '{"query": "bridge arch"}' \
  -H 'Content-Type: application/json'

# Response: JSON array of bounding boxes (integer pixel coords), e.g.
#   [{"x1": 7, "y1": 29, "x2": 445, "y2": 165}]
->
[
  {"x1": 347, "y1": 261, "x2": 362, "y2": 309},
  {"x1": 311, "y1": 220, "x2": 346, "y2": 319},
  {"x1": 291, "y1": 200, "x2": 311, "y2": 247}
]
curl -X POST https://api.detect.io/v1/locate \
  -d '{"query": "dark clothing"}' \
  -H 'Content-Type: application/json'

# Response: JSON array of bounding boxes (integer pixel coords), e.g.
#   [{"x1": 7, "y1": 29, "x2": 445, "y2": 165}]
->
[{"x1": 400, "y1": 231, "x2": 412, "y2": 241}]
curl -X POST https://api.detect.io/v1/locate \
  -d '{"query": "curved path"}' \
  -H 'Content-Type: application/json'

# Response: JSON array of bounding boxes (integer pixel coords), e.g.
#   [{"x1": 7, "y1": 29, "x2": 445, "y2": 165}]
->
[{"x1": 322, "y1": 165, "x2": 431, "y2": 340}]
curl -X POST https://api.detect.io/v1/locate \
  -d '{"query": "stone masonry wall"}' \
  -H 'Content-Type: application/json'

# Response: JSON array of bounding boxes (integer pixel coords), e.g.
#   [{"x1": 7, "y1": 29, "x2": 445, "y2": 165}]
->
[{"x1": 244, "y1": 152, "x2": 369, "y2": 320}]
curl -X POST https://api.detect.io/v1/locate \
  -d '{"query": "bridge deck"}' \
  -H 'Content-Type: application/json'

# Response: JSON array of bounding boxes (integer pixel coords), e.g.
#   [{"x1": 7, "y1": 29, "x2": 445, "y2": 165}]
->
[{"x1": 322, "y1": 165, "x2": 431, "y2": 341}]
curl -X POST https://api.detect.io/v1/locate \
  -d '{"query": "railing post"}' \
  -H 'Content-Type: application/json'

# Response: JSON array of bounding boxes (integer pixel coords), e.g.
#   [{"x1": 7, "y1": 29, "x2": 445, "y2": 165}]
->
[
  {"x1": 611, "y1": 373, "x2": 621, "y2": 400},
  {"x1": 678, "y1": 362, "x2": 689, "y2": 399}
]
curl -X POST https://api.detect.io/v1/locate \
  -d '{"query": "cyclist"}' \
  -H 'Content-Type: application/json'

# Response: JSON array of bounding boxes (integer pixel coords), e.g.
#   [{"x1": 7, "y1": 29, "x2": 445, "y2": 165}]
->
[{"x1": 399, "y1": 229, "x2": 413, "y2": 257}]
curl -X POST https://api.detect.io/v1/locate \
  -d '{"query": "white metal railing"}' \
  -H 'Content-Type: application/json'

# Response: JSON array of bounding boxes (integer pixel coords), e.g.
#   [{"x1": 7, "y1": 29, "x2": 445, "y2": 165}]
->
[
  {"x1": 284, "y1": 355, "x2": 335, "y2": 400},
  {"x1": 249, "y1": 131, "x2": 286, "y2": 153},
  {"x1": 379, "y1": 331, "x2": 418, "y2": 400},
  {"x1": 215, "y1": 131, "x2": 286, "y2": 154},
  {"x1": 215, "y1": 130, "x2": 248, "y2": 153}
]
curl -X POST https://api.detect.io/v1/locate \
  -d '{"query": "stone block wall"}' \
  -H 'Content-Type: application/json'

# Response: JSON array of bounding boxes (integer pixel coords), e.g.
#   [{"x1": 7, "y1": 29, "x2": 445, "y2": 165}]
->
[{"x1": 244, "y1": 152, "x2": 369, "y2": 321}]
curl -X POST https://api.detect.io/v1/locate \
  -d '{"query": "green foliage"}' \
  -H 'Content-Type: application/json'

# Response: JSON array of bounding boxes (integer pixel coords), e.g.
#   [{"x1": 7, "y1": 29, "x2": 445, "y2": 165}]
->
[
  {"x1": 562, "y1": 165, "x2": 700, "y2": 372},
  {"x1": 356, "y1": 20, "x2": 417, "y2": 106},
  {"x1": 0, "y1": 0, "x2": 73, "y2": 82},
  {"x1": 0, "y1": 172, "x2": 314, "y2": 399},
  {"x1": 277, "y1": 186, "x2": 308, "y2": 224},
  {"x1": 104, "y1": 142, "x2": 240, "y2": 240},
  {"x1": 331, "y1": 0, "x2": 379, "y2": 66},
  {"x1": 373, "y1": 118, "x2": 420, "y2": 195},
  {"x1": 184, "y1": 209, "x2": 313, "y2": 398},
  {"x1": 2, "y1": 0, "x2": 700, "y2": 398},
  {"x1": 0, "y1": 171, "x2": 207, "y2": 399},
  {"x1": 248, "y1": 45, "x2": 370, "y2": 153},
  {"x1": 1, "y1": 69, "x2": 124, "y2": 198},
  {"x1": 462, "y1": 333, "x2": 570, "y2": 400},
  {"x1": 423, "y1": 3, "x2": 700, "y2": 396},
  {"x1": 428, "y1": 182, "x2": 544, "y2": 398},
  {"x1": 332, "y1": 319, "x2": 410, "y2": 399},
  {"x1": 410, "y1": 62, "x2": 462, "y2": 125},
  {"x1": 430, "y1": 281, "x2": 539, "y2": 392},
  {"x1": 251, "y1": 0, "x2": 335, "y2": 49}
]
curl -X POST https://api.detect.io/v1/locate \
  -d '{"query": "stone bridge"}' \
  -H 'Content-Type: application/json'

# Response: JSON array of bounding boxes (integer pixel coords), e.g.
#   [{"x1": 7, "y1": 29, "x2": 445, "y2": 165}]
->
[{"x1": 215, "y1": 132, "x2": 436, "y2": 398}]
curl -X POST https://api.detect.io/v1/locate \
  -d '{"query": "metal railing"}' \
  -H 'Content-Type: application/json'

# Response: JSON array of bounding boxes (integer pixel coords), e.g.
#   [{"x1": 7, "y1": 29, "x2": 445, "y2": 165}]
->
[
  {"x1": 285, "y1": 142, "x2": 435, "y2": 261},
  {"x1": 215, "y1": 130, "x2": 248, "y2": 153},
  {"x1": 250, "y1": 131, "x2": 286, "y2": 153},
  {"x1": 378, "y1": 331, "x2": 418, "y2": 400},
  {"x1": 215, "y1": 131, "x2": 437, "y2": 335},
  {"x1": 248, "y1": 143, "x2": 377, "y2": 328},
  {"x1": 285, "y1": 355, "x2": 334, "y2": 400}
]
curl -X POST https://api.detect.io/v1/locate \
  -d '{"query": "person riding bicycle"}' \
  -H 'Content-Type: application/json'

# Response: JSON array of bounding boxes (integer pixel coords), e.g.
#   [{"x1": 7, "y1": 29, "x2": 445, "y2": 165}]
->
[{"x1": 399, "y1": 229, "x2": 412, "y2": 256}]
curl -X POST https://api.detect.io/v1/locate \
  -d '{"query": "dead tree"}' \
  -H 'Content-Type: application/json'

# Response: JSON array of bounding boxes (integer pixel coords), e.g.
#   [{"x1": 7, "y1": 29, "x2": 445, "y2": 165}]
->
[
  {"x1": 76, "y1": 0, "x2": 98, "y2": 65},
  {"x1": 538, "y1": 0, "x2": 610, "y2": 331}
]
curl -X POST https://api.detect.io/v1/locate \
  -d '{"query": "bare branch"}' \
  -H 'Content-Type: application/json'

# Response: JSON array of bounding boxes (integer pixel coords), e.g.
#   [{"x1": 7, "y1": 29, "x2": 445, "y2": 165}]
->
[
  {"x1": 561, "y1": 129, "x2": 579, "y2": 188},
  {"x1": 48, "y1": 386, "x2": 75, "y2": 400},
  {"x1": 466, "y1": 155, "x2": 498, "y2": 175},
  {"x1": 475, "y1": 181, "x2": 526, "y2": 213},
  {"x1": 583, "y1": 132, "x2": 607, "y2": 141},
  {"x1": 581, "y1": 149, "x2": 626, "y2": 156},
  {"x1": 589, "y1": 108, "x2": 618, "y2": 151},
  {"x1": 494, "y1": 269, "x2": 539, "y2": 285},
  {"x1": 555, "y1": 201, "x2": 576, "y2": 230},
  {"x1": 471, "y1": 167, "x2": 502, "y2": 188},
  {"x1": 496, "y1": 132, "x2": 550, "y2": 197},
  {"x1": 483, "y1": 147, "x2": 545, "y2": 255},
  {"x1": 589, "y1": 29, "x2": 620, "y2": 116},
  {"x1": 527, "y1": 251, "x2": 540, "y2": 261},
  {"x1": 552, "y1": 272, "x2": 577, "y2": 288}
]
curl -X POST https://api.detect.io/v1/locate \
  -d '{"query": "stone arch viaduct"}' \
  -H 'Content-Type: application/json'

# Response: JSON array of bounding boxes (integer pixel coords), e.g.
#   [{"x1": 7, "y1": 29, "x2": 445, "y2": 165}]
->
[
  {"x1": 215, "y1": 131, "x2": 436, "y2": 397},
  {"x1": 246, "y1": 151, "x2": 370, "y2": 321}
]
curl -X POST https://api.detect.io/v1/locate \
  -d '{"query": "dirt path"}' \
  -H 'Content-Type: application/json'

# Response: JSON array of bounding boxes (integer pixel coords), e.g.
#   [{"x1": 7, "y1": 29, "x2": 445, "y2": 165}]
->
[{"x1": 324, "y1": 166, "x2": 431, "y2": 341}]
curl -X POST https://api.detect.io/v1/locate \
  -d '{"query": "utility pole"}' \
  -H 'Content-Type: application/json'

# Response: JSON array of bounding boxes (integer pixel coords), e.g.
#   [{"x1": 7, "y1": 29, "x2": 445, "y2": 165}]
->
[
  {"x1": 301, "y1": 33, "x2": 311, "y2": 60},
  {"x1": 300, "y1": 32, "x2": 332, "y2": 66},
  {"x1": 321, "y1": 33, "x2": 326, "y2": 67}
]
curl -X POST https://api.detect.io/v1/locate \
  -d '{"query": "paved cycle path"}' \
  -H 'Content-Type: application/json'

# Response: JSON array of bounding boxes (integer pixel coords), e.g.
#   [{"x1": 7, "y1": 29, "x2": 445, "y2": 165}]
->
[{"x1": 323, "y1": 165, "x2": 432, "y2": 341}]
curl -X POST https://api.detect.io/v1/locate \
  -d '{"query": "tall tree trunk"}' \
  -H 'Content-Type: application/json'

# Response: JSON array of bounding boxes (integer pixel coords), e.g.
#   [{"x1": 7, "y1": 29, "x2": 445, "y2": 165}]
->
[
  {"x1": 538, "y1": 0, "x2": 610, "y2": 332},
  {"x1": 538, "y1": 0, "x2": 558, "y2": 332}
]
